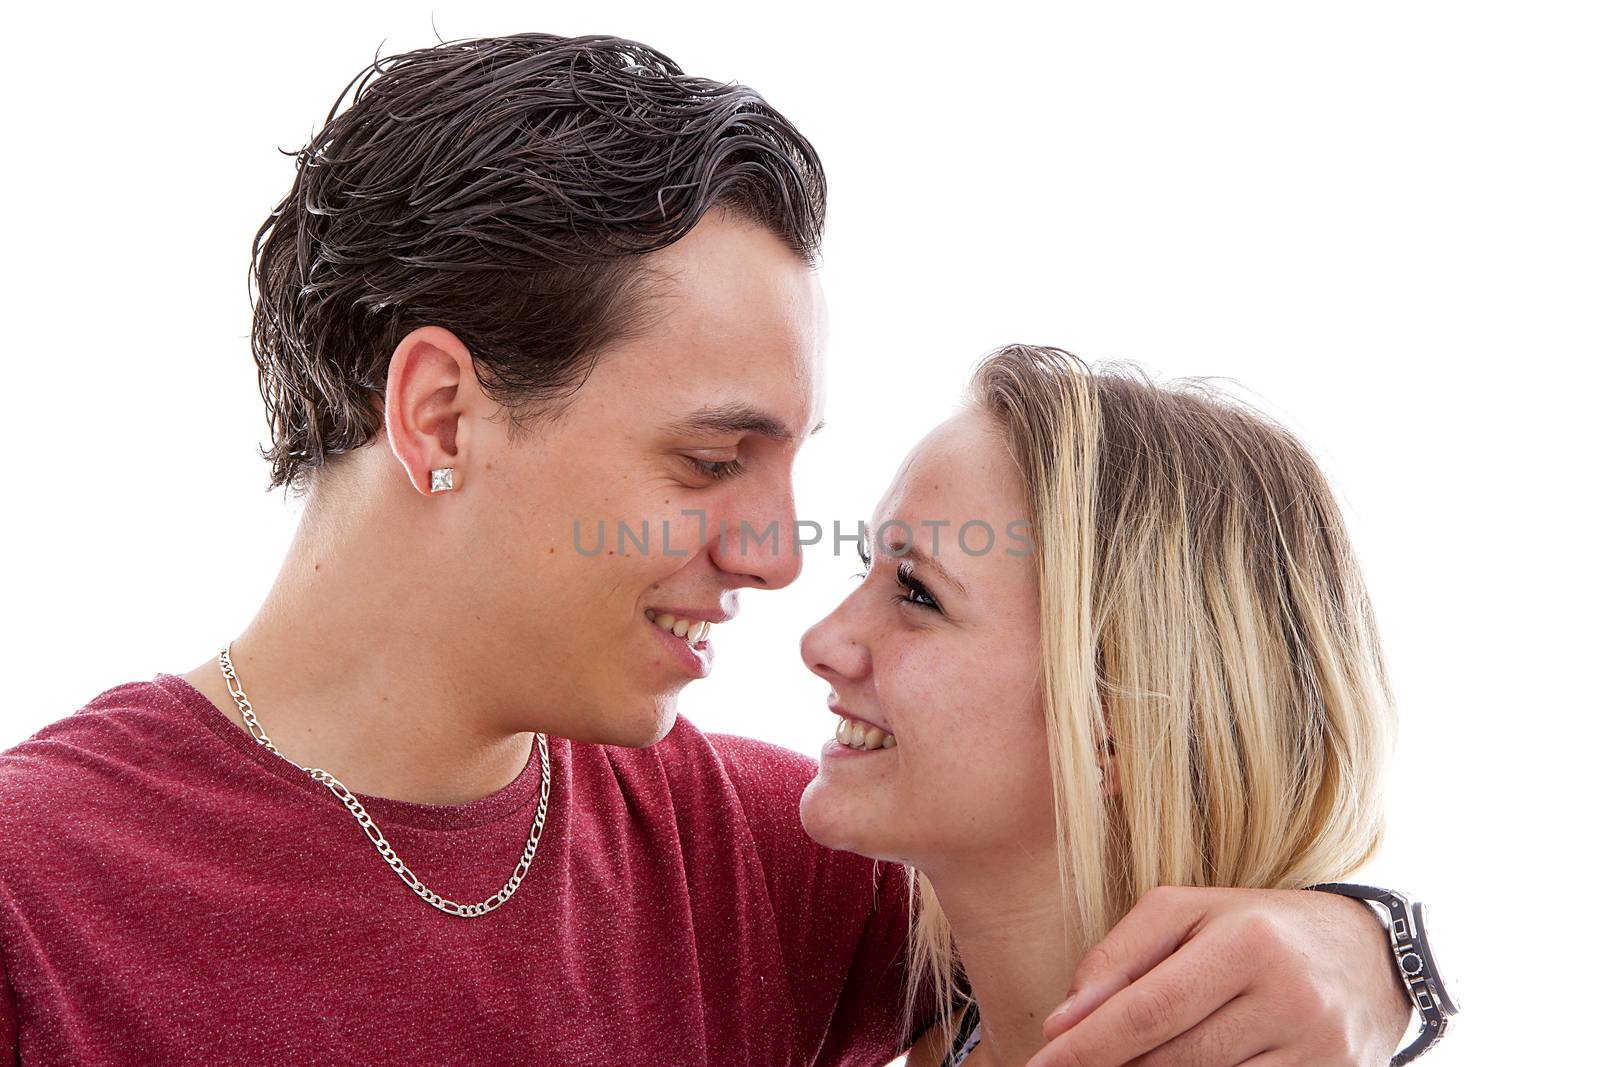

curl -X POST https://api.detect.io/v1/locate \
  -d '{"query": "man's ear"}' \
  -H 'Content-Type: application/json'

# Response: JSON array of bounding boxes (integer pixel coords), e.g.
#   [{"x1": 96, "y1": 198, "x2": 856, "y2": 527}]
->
[{"x1": 383, "y1": 326, "x2": 488, "y2": 496}]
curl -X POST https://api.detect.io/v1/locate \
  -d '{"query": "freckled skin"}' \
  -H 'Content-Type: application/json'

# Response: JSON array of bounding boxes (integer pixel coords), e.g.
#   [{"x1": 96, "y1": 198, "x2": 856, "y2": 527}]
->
[{"x1": 798, "y1": 410, "x2": 1056, "y2": 874}]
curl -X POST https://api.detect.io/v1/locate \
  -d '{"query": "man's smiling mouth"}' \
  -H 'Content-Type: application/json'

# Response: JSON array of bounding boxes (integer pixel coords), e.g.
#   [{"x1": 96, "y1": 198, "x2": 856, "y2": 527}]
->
[{"x1": 644, "y1": 608, "x2": 713, "y2": 647}]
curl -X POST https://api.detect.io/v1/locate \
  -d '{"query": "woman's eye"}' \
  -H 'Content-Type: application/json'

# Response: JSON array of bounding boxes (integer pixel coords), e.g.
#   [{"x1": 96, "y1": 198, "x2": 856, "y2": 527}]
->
[{"x1": 894, "y1": 562, "x2": 942, "y2": 612}]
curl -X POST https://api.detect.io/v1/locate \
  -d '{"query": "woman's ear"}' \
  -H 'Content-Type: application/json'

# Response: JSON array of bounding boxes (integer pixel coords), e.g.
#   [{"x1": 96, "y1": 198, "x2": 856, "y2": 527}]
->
[
  {"x1": 1094, "y1": 680, "x2": 1121, "y2": 799},
  {"x1": 1097, "y1": 737, "x2": 1121, "y2": 799}
]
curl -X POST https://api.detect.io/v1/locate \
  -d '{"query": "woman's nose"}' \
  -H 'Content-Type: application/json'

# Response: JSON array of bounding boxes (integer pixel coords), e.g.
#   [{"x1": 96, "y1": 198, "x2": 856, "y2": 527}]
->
[{"x1": 799, "y1": 598, "x2": 870, "y2": 683}]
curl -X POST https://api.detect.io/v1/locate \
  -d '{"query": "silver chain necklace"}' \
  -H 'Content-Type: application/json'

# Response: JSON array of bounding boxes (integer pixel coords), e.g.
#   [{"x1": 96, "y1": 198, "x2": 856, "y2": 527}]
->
[{"x1": 217, "y1": 644, "x2": 552, "y2": 918}]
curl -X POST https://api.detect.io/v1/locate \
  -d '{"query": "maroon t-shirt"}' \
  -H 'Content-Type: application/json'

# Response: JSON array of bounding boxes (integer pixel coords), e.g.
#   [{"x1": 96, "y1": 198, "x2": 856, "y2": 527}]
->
[{"x1": 0, "y1": 675, "x2": 914, "y2": 1065}]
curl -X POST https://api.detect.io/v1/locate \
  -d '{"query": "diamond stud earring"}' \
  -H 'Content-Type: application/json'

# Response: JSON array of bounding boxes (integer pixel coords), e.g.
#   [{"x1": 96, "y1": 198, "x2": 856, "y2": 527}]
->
[{"x1": 430, "y1": 468, "x2": 455, "y2": 493}]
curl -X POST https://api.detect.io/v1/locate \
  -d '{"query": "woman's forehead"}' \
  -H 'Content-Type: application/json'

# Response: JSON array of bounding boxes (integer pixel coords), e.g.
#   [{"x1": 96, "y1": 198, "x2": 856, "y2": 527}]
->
[{"x1": 875, "y1": 411, "x2": 1019, "y2": 519}]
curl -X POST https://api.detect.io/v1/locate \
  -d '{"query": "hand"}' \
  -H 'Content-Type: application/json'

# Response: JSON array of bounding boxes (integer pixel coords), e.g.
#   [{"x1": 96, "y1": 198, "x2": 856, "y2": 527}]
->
[{"x1": 1024, "y1": 885, "x2": 1411, "y2": 1067}]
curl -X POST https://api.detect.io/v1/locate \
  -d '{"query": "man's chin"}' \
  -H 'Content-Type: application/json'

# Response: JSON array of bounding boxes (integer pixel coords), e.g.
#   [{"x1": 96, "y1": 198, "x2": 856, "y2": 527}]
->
[
  {"x1": 633, "y1": 705, "x2": 679, "y2": 748},
  {"x1": 589, "y1": 694, "x2": 679, "y2": 749}
]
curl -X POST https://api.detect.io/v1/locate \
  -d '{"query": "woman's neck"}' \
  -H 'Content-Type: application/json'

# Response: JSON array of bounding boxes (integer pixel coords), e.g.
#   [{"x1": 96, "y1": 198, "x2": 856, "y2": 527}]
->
[{"x1": 926, "y1": 847, "x2": 1083, "y2": 1067}]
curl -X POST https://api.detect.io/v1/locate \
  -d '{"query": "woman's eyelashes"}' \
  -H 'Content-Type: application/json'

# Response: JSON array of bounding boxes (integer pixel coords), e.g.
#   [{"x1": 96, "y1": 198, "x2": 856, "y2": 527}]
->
[
  {"x1": 851, "y1": 546, "x2": 943, "y2": 614},
  {"x1": 893, "y1": 562, "x2": 943, "y2": 612}
]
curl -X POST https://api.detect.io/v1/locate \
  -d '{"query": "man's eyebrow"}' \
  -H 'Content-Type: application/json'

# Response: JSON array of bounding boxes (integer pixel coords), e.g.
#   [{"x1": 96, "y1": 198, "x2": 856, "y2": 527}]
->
[
  {"x1": 871, "y1": 536, "x2": 970, "y2": 597},
  {"x1": 666, "y1": 402, "x2": 821, "y2": 442}
]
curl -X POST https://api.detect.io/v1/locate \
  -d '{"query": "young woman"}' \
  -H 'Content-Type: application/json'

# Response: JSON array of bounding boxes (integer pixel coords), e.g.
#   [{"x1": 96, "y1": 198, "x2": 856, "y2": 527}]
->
[{"x1": 799, "y1": 345, "x2": 1395, "y2": 1067}]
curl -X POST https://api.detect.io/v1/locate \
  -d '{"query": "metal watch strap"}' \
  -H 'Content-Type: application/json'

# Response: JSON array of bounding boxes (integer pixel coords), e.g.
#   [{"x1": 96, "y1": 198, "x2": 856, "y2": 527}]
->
[{"x1": 1305, "y1": 882, "x2": 1451, "y2": 1066}]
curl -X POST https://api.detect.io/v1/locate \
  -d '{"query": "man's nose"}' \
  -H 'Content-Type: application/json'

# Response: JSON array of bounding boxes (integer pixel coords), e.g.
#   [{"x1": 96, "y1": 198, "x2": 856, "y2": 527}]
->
[{"x1": 706, "y1": 490, "x2": 805, "y2": 590}]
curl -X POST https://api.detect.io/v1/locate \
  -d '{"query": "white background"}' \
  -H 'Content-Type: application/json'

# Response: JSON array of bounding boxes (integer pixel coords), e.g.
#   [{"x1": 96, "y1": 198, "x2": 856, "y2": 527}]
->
[{"x1": 3, "y1": 3, "x2": 1596, "y2": 1063}]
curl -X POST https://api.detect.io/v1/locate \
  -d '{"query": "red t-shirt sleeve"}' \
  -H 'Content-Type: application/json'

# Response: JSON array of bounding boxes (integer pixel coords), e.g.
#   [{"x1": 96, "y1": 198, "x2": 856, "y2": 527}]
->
[
  {"x1": 1, "y1": 934, "x2": 17, "y2": 1062},
  {"x1": 708, "y1": 733, "x2": 915, "y2": 1066}
]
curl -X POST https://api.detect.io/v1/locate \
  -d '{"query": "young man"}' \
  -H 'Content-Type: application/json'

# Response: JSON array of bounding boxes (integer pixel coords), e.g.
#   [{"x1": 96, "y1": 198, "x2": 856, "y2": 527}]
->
[{"x1": 0, "y1": 33, "x2": 1416, "y2": 1065}]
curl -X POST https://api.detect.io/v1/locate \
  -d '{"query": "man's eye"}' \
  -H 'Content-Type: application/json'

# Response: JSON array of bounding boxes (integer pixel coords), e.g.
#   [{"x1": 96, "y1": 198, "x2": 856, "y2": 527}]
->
[{"x1": 686, "y1": 456, "x2": 744, "y2": 481}]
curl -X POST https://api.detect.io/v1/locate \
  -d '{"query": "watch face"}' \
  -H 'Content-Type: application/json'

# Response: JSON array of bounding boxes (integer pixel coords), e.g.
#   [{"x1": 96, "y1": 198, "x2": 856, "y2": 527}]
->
[{"x1": 1411, "y1": 902, "x2": 1460, "y2": 1016}]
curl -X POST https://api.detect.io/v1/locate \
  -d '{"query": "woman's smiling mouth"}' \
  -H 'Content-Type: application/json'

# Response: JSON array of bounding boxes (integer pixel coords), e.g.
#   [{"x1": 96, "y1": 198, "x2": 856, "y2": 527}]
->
[{"x1": 832, "y1": 714, "x2": 897, "y2": 751}]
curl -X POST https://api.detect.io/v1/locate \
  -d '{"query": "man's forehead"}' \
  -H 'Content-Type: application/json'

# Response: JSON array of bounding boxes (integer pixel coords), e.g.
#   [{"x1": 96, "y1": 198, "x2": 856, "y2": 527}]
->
[{"x1": 643, "y1": 215, "x2": 822, "y2": 337}]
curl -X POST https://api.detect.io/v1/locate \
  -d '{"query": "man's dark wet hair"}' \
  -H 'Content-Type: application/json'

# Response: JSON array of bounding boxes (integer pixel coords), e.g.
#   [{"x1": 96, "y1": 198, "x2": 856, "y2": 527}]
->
[{"x1": 249, "y1": 32, "x2": 826, "y2": 493}]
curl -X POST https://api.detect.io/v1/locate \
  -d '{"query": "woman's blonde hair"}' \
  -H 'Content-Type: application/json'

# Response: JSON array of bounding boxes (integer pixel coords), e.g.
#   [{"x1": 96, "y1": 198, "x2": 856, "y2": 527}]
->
[{"x1": 905, "y1": 345, "x2": 1396, "y2": 1040}]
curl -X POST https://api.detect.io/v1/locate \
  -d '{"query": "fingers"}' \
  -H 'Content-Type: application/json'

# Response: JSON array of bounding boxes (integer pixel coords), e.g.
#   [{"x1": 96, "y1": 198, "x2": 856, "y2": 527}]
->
[
  {"x1": 1033, "y1": 885, "x2": 1394, "y2": 1067},
  {"x1": 1043, "y1": 885, "x2": 1217, "y2": 1037},
  {"x1": 1027, "y1": 919, "x2": 1258, "y2": 1067},
  {"x1": 1123, "y1": 995, "x2": 1273, "y2": 1067}
]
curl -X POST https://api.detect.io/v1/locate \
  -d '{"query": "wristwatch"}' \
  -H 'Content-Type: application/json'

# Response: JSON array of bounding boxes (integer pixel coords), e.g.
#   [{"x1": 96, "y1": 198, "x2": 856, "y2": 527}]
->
[{"x1": 1306, "y1": 882, "x2": 1457, "y2": 1065}]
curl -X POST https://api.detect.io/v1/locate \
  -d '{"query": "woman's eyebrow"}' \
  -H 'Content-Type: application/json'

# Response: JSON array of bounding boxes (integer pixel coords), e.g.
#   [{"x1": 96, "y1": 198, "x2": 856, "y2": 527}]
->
[
  {"x1": 903, "y1": 544, "x2": 969, "y2": 597},
  {"x1": 664, "y1": 402, "x2": 823, "y2": 441},
  {"x1": 874, "y1": 538, "x2": 970, "y2": 598}
]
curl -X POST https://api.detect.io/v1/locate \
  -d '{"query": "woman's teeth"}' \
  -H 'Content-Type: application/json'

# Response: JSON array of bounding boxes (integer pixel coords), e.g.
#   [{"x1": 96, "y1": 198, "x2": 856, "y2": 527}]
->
[
  {"x1": 645, "y1": 609, "x2": 712, "y2": 645},
  {"x1": 834, "y1": 716, "x2": 897, "y2": 751}
]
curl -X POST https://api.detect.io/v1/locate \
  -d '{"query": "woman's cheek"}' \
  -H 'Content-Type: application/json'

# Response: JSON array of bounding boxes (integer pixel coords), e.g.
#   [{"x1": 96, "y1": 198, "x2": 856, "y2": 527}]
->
[{"x1": 888, "y1": 650, "x2": 995, "y2": 787}]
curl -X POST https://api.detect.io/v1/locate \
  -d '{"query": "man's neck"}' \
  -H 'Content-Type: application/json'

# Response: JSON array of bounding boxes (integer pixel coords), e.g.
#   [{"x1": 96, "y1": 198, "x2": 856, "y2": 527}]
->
[
  {"x1": 925, "y1": 847, "x2": 1082, "y2": 1067},
  {"x1": 181, "y1": 486, "x2": 535, "y2": 807}
]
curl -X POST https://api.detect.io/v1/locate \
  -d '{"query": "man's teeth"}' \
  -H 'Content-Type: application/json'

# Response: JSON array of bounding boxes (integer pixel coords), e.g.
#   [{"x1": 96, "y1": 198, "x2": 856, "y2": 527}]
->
[
  {"x1": 645, "y1": 609, "x2": 712, "y2": 644},
  {"x1": 833, "y1": 716, "x2": 897, "y2": 751}
]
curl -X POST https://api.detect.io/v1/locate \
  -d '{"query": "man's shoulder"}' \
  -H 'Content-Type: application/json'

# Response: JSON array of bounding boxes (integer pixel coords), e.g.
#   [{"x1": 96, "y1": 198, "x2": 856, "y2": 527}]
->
[
  {"x1": 613, "y1": 714, "x2": 819, "y2": 816},
  {"x1": 0, "y1": 676, "x2": 197, "y2": 837},
  {"x1": 632, "y1": 721, "x2": 913, "y2": 1060},
  {"x1": 2, "y1": 676, "x2": 169, "y2": 769},
  {"x1": 701, "y1": 729, "x2": 818, "y2": 780},
  {"x1": 639, "y1": 717, "x2": 887, "y2": 892},
  {"x1": 588, "y1": 716, "x2": 839, "y2": 873},
  {"x1": 699, "y1": 730, "x2": 822, "y2": 833}
]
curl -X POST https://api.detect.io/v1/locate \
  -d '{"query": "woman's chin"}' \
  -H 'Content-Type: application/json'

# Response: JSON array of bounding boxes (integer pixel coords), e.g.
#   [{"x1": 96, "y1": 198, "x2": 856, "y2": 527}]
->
[{"x1": 799, "y1": 777, "x2": 896, "y2": 859}]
